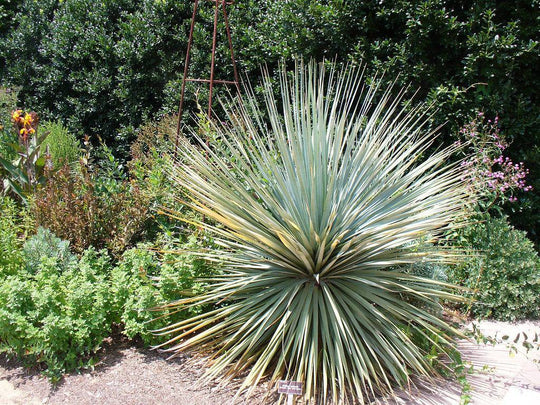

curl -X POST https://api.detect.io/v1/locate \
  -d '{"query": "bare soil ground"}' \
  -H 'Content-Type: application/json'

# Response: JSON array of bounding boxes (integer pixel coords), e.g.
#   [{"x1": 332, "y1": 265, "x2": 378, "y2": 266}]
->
[
  {"x1": 1, "y1": 321, "x2": 539, "y2": 405},
  {"x1": 0, "y1": 336, "x2": 274, "y2": 405}
]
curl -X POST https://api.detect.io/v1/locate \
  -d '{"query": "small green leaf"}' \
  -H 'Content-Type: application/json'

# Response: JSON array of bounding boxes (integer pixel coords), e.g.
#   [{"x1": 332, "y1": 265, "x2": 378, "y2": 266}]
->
[
  {"x1": 522, "y1": 342, "x2": 533, "y2": 350},
  {"x1": 35, "y1": 156, "x2": 46, "y2": 168}
]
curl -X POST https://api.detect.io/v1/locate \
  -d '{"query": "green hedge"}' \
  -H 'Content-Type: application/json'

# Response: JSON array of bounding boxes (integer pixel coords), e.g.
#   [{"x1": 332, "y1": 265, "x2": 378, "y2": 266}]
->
[
  {"x1": 1, "y1": 0, "x2": 538, "y2": 241},
  {"x1": 1, "y1": 0, "x2": 192, "y2": 158}
]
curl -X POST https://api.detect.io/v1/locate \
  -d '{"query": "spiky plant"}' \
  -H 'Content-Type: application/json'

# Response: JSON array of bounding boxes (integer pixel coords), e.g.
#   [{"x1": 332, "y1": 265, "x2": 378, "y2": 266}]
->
[{"x1": 158, "y1": 61, "x2": 471, "y2": 404}]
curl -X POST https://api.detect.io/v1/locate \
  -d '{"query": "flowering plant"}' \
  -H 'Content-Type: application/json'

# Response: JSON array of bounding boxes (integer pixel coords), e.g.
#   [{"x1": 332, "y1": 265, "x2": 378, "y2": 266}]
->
[
  {"x1": 0, "y1": 110, "x2": 51, "y2": 203},
  {"x1": 459, "y1": 113, "x2": 532, "y2": 216},
  {"x1": 12, "y1": 109, "x2": 40, "y2": 142}
]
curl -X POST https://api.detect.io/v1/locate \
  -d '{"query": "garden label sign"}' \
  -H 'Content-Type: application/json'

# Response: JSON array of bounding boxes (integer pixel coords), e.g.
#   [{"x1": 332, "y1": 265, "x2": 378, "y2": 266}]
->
[{"x1": 278, "y1": 380, "x2": 303, "y2": 404}]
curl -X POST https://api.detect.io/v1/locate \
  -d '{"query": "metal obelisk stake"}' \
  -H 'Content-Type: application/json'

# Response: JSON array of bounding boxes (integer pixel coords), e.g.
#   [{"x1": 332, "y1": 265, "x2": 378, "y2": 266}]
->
[{"x1": 175, "y1": 0, "x2": 240, "y2": 153}]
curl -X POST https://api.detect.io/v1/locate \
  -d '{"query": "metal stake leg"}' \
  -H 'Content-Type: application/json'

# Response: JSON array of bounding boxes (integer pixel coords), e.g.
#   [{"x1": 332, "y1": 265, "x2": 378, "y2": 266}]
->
[{"x1": 174, "y1": 0, "x2": 240, "y2": 154}]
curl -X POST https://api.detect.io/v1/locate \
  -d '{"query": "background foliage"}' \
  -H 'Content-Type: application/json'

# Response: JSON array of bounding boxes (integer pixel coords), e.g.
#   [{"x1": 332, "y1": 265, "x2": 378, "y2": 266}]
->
[
  {"x1": 0, "y1": 0, "x2": 537, "y2": 242},
  {"x1": 448, "y1": 216, "x2": 540, "y2": 321}
]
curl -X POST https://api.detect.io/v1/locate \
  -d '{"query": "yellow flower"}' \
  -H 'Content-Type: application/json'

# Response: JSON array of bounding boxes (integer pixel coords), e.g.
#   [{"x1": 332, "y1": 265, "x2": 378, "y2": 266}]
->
[
  {"x1": 23, "y1": 113, "x2": 33, "y2": 127},
  {"x1": 12, "y1": 109, "x2": 23, "y2": 122}
]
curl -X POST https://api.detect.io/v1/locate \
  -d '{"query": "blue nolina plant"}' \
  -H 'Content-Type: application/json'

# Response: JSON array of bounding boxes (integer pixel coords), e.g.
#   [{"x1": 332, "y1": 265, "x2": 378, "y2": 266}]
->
[{"x1": 158, "y1": 61, "x2": 472, "y2": 404}]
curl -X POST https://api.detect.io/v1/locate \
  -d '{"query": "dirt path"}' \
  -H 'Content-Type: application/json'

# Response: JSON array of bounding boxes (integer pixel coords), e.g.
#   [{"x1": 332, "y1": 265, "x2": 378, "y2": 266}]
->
[
  {"x1": 1, "y1": 321, "x2": 539, "y2": 405},
  {"x1": 0, "y1": 339, "x2": 273, "y2": 405}
]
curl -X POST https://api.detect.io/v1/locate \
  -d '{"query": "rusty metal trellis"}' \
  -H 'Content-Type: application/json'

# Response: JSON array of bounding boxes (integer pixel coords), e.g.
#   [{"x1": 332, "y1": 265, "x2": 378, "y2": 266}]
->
[{"x1": 175, "y1": 0, "x2": 240, "y2": 151}]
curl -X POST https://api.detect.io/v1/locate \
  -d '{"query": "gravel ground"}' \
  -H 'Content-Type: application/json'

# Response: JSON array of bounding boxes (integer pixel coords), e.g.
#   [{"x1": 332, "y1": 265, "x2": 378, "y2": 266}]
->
[{"x1": 1, "y1": 321, "x2": 539, "y2": 405}]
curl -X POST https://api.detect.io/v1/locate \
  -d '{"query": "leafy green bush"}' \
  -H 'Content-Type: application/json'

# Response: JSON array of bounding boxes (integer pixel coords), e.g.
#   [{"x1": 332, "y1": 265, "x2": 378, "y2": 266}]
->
[
  {"x1": 0, "y1": 226, "x2": 217, "y2": 379},
  {"x1": 0, "y1": 232, "x2": 114, "y2": 381},
  {"x1": 448, "y1": 216, "x2": 540, "y2": 321},
  {"x1": 40, "y1": 120, "x2": 80, "y2": 168},
  {"x1": 110, "y1": 245, "x2": 160, "y2": 344},
  {"x1": 111, "y1": 237, "x2": 217, "y2": 345},
  {"x1": 0, "y1": 195, "x2": 31, "y2": 276}
]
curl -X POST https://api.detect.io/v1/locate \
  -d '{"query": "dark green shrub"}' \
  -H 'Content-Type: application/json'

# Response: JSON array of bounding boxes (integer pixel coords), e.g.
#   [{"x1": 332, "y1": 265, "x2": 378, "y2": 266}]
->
[
  {"x1": 0, "y1": 0, "x2": 24, "y2": 73},
  {"x1": 0, "y1": 1, "x2": 22, "y2": 36},
  {"x1": 2, "y1": 0, "x2": 192, "y2": 157},
  {"x1": 2, "y1": 0, "x2": 538, "y2": 240},
  {"x1": 0, "y1": 0, "x2": 58, "y2": 86},
  {"x1": 0, "y1": 232, "x2": 114, "y2": 381},
  {"x1": 448, "y1": 216, "x2": 540, "y2": 321}
]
